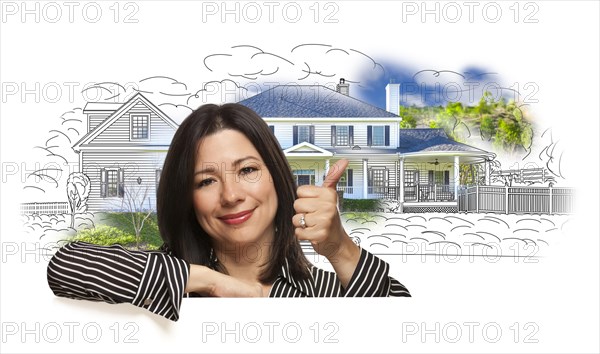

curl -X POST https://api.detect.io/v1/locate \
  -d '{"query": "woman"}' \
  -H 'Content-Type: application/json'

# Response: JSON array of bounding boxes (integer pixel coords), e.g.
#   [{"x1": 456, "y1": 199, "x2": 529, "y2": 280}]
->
[{"x1": 47, "y1": 103, "x2": 410, "y2": 321}]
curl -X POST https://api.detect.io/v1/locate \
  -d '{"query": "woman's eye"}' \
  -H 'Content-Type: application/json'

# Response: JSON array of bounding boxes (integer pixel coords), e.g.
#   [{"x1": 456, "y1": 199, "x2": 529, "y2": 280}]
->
[
  {"x1": 195, "y1": 179, "x2": 215, "y2": 188},
  {"x1": 240, "y1": 166, "x2": 258, "y2": 175}
]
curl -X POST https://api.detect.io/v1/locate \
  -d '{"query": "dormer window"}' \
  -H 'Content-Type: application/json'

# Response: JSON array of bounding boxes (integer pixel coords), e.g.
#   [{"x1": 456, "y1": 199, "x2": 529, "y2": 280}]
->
[{"x1": 131, "y1": 114, "x2": 150, "y2": 140}]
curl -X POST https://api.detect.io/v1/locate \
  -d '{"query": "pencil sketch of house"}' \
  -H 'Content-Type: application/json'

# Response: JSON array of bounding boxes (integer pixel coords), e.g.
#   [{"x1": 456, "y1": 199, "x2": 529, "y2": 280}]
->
[
  {"x1": 71, "y1": 93, "x2": 178, "y2": 212},
  {"x1": 22, "y1": 79, "x2": 572, "y2": 217}
]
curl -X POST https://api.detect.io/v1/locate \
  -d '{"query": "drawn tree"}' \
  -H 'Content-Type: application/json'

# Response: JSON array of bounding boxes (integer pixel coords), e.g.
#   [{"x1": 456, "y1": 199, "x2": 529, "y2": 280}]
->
[{"x1": 66, "y1": 173, "x2": 91, "y2": 228}]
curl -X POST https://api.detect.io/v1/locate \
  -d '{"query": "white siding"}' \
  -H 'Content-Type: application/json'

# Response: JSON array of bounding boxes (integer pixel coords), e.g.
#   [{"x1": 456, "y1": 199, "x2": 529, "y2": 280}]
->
[{"x1": 82, "y1": 150, "x2": 167, "y2": 212}]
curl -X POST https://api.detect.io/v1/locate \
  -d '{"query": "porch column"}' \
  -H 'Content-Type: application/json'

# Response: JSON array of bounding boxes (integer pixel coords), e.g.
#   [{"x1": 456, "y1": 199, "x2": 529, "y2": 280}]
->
[
  {"x1": 454, "y1": 155, "x2": 460, "y2": 201},
  {"x1": 484, "y1": 159, "x2": 491, "y2": 185},
  {"x1": 399, "y1": 157, "x2": 405, "y2": 203},
  {"x1": 363, "y1": 159, "x2": 368, "y2": 199},
  {"x1": 324, "y1": 159, "x2": 330, "y2": 182}
]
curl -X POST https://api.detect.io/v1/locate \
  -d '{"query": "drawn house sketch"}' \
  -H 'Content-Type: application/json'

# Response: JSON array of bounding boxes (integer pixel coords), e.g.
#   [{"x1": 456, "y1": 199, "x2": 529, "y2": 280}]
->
[{"x1": 72, "y1": 93, "x2": 178, "y2": 212}]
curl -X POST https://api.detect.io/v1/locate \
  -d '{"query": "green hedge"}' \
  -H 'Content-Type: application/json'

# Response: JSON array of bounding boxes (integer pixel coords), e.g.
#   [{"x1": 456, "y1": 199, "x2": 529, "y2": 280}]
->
[{"x1": 341, "y1": 199, "x2": 382, "y2": 212}]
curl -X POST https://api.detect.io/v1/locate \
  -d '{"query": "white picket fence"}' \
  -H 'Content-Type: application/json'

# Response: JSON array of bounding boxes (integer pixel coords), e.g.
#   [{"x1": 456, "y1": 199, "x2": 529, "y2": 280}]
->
[{"x1": 20, "y1": 202, "x2": 70, "y2": 215}]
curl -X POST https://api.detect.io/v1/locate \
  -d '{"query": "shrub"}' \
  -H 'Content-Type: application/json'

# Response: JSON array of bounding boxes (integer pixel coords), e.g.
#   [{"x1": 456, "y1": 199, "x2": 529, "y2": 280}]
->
[
  {"x1": 341, "y1": 199, "x2": 383, "y2": 212},
  {"x1": 72, "y1": 225, "x2": 136, "y2": 246}
]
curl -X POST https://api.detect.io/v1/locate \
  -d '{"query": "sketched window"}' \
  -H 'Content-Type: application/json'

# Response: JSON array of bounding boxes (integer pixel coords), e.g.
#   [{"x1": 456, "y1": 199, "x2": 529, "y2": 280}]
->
[{"x1": 131, "y1": 114, "x2": 149, "y2": 140}]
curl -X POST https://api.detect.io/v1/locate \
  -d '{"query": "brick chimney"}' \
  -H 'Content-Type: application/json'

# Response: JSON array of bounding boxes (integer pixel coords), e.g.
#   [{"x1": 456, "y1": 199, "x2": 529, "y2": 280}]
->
[{"x1": 336, "y1": 78, "x2": 349, "y2": 96}]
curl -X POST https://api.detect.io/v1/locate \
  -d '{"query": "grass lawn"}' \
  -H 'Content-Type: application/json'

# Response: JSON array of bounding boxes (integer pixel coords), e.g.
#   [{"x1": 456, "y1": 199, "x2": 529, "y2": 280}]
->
[{"x1": 76, "y1": 212, "x2": 164, "y2": 250}]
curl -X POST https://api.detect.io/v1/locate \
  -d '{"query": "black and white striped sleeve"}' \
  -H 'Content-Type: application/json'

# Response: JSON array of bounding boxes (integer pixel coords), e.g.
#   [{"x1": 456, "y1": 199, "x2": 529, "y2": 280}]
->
[
  {"x1": 47, "y1": 242, "x2": 190, "y2": 321},
  {"x1": 343, "y1": 248, "x2": 411, "y2": 297}
]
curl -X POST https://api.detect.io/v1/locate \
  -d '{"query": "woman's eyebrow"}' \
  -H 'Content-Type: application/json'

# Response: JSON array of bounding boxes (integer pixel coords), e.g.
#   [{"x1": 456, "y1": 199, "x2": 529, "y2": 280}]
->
[{"x1": 194, "y1": 156, "x2": 260, "y2": 175}]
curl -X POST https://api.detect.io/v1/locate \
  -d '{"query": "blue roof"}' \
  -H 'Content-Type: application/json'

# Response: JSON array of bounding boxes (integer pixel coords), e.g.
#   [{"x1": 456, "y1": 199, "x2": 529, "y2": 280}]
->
[
  {"x1": 238, "y1": 85, "x2": 399, "y2": 118},
  {"x1": 398, "y1": 129, "x2": 487, "y2": 154}
]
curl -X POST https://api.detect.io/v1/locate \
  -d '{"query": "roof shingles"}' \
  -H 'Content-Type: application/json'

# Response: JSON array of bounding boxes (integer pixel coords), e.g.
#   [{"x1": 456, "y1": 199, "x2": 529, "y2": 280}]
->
[{"x1": 238, "y1": 85, "x2": 399, "y2": 118}]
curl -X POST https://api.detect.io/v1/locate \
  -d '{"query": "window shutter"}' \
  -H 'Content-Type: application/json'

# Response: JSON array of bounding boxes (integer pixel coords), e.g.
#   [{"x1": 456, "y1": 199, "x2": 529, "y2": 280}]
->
[
  {"x1": 428, "y1": 170, "x2": 434, "y2": 185},
  {"x1": 349, "y1": 126, "x2": 354, "y2": 146},
  {"x1": 118, "y1": 168, "x2": 125, "y2": 198},
  {"x1": 367, "y1": 125, "x2": 372, "y2": 146},
  {"x1": 347, "y1": 169, "x2": 353, "y2": 186},
  {"x1": 331, "y1": 126, "x2": 336, "y2": 146},
  {"x1": 100, "y1": 168, "x2": 106, "y2": 198},
  {"x1": 385, "y1": 125, "x2": 390, "y2": 146},
  {"x1": 309, "y1": 125, "x2": 315, "y2": 144},
  {"x1": 269, "y1": 125, "x2": 275, "y2": 134},
  {"x1": 444, "y1": 170, "x2": 450, "y2": 185},
  {"x1": 293, "y1": 126, "x2": 298, "y2": 145}
]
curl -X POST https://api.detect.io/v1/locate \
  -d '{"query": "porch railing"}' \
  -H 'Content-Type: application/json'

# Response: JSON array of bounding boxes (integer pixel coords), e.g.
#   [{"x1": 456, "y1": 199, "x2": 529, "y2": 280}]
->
[
  {"x1": 404, "y1": 184, "x2": 455, "y2": 202},
  {"x1": 336, "y1": 184, "x2": 456, "y2": 201}
]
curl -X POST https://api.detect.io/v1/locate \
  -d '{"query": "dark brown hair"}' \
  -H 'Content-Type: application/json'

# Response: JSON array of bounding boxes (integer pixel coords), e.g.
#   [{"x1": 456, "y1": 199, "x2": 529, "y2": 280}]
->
[{"x1": 157, "y1": 103, "x2": 311, "y2": 283}]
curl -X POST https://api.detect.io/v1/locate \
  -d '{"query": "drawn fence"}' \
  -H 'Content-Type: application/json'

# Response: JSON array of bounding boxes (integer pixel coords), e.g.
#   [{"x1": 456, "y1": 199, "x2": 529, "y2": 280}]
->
[
  {"x1": 20, "y1": 202, "x2": 70, "y2": 215},
  {"x1": 458, "y1": 185, "x2": 574, "y2": 214}
]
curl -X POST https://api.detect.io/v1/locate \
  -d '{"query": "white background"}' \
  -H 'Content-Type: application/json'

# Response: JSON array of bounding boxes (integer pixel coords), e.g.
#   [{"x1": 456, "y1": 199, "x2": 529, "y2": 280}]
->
[{"x1": 1, "y1": 1, "x2": 598, "y2": 353}]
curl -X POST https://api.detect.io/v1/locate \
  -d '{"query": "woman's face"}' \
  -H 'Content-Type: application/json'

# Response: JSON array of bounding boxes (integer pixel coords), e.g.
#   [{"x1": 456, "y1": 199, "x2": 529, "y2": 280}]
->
[{"x1": 192, "y1": 129, "x2": 278, "y2": 252}]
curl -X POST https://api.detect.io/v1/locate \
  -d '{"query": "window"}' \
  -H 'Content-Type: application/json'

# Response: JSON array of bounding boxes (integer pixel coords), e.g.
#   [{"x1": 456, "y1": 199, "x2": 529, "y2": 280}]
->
[
  {"x1": 293, "y1": 125, "x2": 314, "y2": 144},
  {"x1": 368, "y1": 167, "x2": 388, "y2": 194},
  {"x1": 100, "y1": 168, "x2": 124, "y2": 198},
  {"x1": 367, "y1": 125, "x2": 390, "y2": 146},
  {"x1": 331, "y1": 125, "x2": 354, "y2": 146},
  {"x1": 292, "y1": 169, "x2": 315, "y2": 186},
  {"x1": 404, "y1": 170, "x2": 417, "y2": 186},
  {"x1": 131, "y1": 114, "x2": 149, "y2": 140}
]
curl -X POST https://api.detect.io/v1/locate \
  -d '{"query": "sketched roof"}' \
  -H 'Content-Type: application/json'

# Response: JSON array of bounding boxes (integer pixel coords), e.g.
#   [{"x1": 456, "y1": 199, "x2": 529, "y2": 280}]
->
[
  {"x1": 73, "y1": 93, "x2": 178, "y2": 151},
  {"x1": 398, "y1": 129, "x2": 489, "y2": 154},
  {"x1": 83, "y1": 102, "x2": 123, "y2": 112},
  {"x1": 238, "y1": 85, "x2": 399, "y2": 118}
]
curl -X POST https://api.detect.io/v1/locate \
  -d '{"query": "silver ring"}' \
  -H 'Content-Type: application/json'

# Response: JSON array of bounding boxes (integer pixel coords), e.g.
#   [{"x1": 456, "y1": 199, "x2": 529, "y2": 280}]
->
[{"x1": 299, "y1": 214, "x2": 306, "y2": 229}]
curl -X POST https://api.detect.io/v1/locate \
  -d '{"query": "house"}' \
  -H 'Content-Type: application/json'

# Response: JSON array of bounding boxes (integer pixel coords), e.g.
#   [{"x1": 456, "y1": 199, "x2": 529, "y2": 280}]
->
[
  {"x1": 74, "y1": 81, "x2": 495, "y2": 213},
  {"x1": 73, "y1": 93, "x2": 178, "y2": 211},
  {"x1": 239, "y1": 79, "x2": 495, "y2": 213}
]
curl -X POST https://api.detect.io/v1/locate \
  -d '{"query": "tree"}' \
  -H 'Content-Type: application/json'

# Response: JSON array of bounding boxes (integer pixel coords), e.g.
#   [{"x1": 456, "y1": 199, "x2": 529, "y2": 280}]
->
[
  {"x1": 120, "y1": 182, "x2": 154, "y2": 249},
  {"x1": 66, "y1": 173, "x2": 91, "y2": 229}
]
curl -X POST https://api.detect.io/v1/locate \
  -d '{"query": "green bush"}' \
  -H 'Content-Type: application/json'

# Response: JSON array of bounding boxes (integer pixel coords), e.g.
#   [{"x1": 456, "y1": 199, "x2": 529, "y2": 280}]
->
[
  {"x1": 72, "y1": 225, "x2": 136, "y2": 246},
  {"x1": 341, "y1": 199, "x2": 382, "y2": 212}
]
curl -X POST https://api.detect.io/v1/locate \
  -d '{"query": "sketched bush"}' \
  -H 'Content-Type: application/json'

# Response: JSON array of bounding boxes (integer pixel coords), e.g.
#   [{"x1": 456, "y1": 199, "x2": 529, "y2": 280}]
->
[
  {"x1": 72, "y1": 225, "x2": 136, "y2": 246},
  {"x1": 66, "y1": 172, "x2": 91, "y2": 229}
]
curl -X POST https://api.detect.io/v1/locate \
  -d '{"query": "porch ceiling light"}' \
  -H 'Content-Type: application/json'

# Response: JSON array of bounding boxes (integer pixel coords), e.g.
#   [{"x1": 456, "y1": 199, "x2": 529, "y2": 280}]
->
[{"x1": 352, "y1": 145, "x2": 361, "y2": 150}]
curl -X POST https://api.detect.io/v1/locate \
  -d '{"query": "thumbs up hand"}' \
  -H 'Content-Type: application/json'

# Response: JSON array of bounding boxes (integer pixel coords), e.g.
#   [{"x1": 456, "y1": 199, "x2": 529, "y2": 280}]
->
[{"x1": 293, "y1": 159, "x2": 359, "y2": 264}]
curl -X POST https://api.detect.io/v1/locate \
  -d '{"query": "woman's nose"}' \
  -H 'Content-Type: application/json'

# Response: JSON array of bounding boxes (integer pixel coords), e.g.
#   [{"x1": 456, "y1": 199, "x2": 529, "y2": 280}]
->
[{"x1": 220, "y1": 175, "x2": 245, "y2": 205}]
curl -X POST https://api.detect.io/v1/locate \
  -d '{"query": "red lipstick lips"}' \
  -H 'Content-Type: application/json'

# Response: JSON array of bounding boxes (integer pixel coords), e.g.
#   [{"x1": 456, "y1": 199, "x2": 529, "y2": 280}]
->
[{"x1": 218, "y1": 209, "x2": 254, "y2": 225}]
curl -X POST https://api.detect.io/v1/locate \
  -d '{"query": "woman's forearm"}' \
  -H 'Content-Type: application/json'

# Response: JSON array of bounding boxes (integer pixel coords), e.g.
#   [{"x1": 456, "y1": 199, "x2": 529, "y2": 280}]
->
[
  {"x1": 327, "y1": 237, "x2": 361, "y2": 289},
  {"x1": 185, "y1": 264, "x2": 263, "y2": 297}
]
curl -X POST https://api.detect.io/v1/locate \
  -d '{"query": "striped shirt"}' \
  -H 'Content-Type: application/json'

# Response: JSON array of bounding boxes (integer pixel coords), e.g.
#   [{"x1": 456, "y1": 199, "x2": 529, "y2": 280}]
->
[{"x1": 47, "y1": 242, "x2": 410, "y2": 321}]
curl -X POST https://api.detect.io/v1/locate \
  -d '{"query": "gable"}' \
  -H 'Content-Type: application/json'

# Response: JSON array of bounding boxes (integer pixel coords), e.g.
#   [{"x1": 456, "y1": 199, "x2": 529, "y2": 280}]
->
[
  {"x1": 73, "y1": 93, "x2": 178, "y2": 151},
  {"x1": 283, "y1": 142, "x2": 333, "y2": 157}
]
